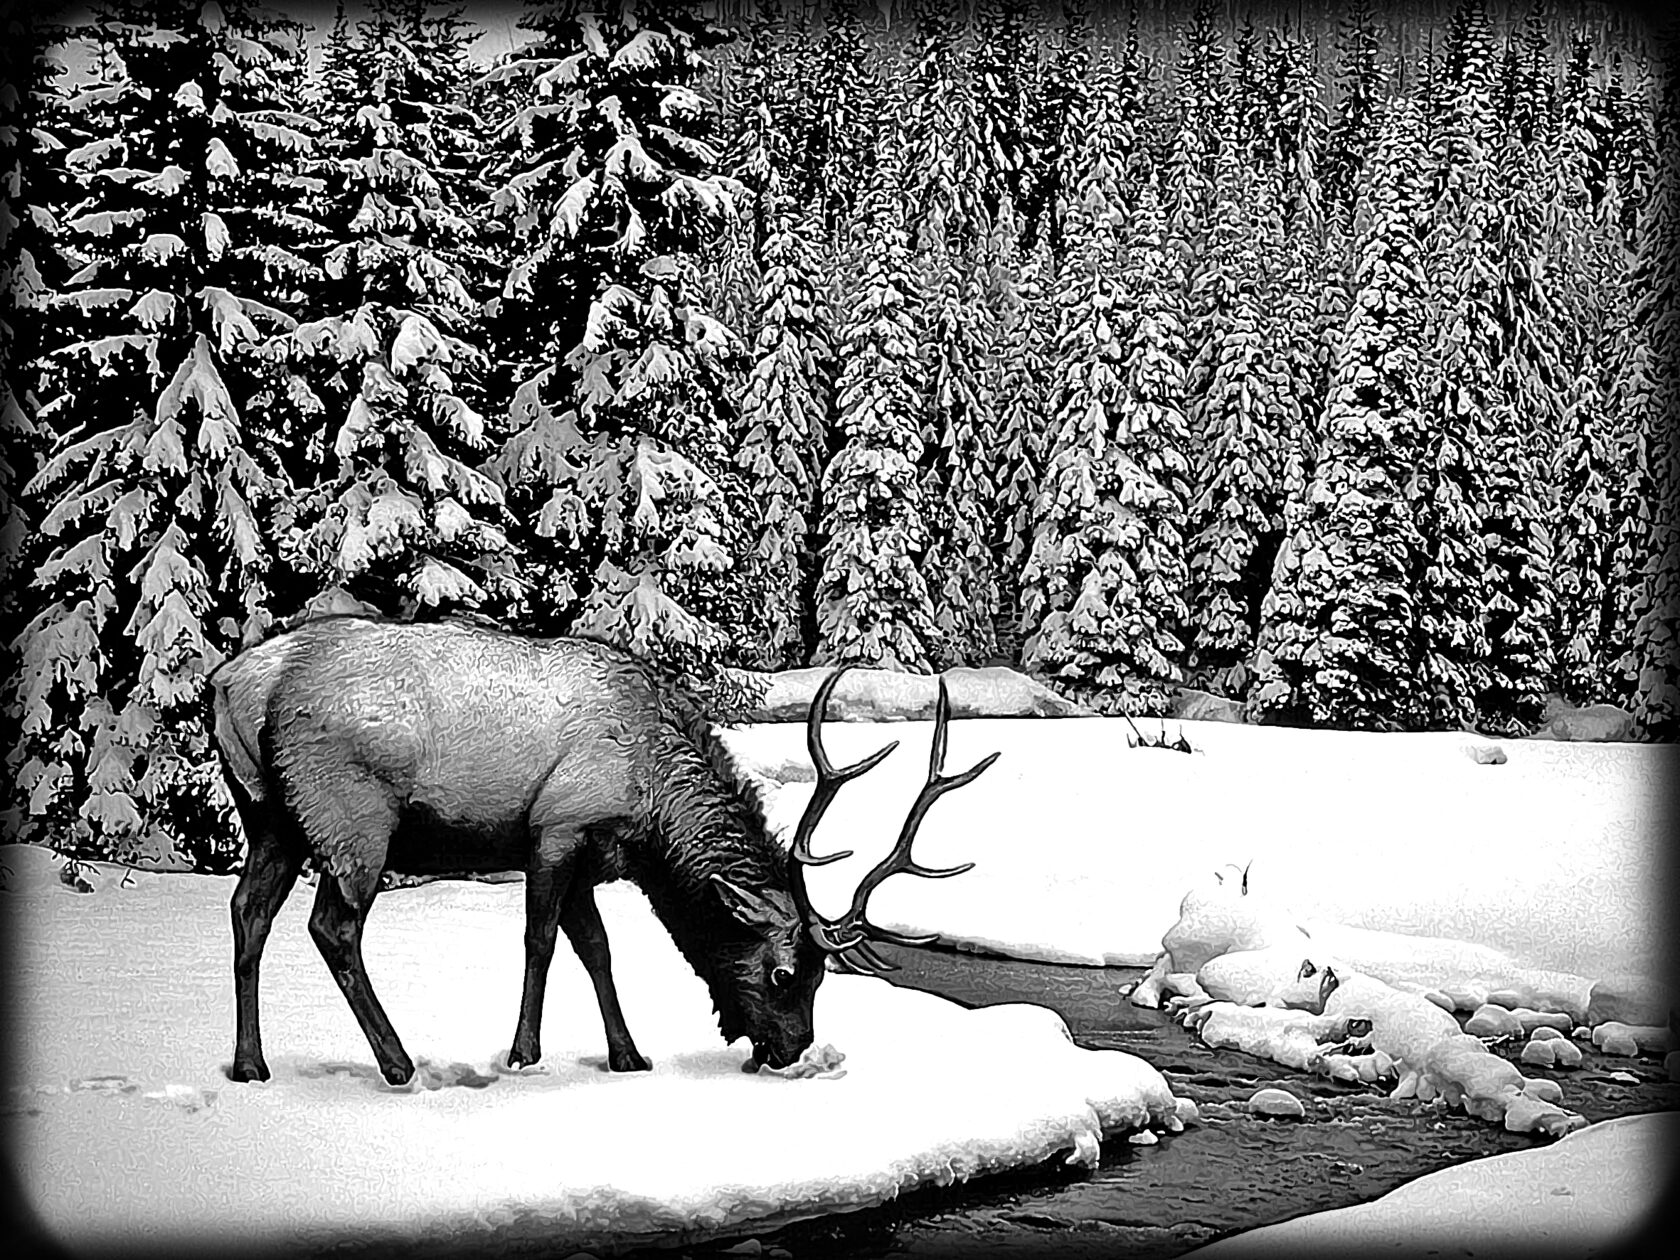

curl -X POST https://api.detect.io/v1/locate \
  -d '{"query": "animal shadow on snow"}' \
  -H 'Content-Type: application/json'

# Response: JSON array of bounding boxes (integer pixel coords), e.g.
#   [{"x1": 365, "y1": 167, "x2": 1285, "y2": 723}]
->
[{"x1": 285, "y1": 1058, "x2": 499, "y2": 1092}]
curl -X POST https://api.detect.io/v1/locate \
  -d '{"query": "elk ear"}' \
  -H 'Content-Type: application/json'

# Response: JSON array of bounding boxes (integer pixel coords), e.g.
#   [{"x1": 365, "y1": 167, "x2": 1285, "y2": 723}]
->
[{"x1": 710, "y1": 874, "x2": 780, "y2": 929}]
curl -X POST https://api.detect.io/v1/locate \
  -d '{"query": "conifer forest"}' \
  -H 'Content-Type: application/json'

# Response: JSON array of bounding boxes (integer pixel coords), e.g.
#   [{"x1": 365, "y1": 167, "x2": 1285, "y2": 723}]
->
[{"x1": 1, "y1": 0, "x2": 1676, "y2": 870}]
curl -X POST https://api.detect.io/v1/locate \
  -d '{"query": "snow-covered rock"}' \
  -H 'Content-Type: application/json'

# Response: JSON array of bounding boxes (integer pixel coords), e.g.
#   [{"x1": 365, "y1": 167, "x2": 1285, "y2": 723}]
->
[
  {"x1": 1590, "y1": 1021, "x2": 1671, "y2": 1056},
  {"x1": 1464, "y1": 1004, "x2": 1524, "y2": 1038},
  {"x1": 1246, "y1": 1087, "x2": 1305, "y2": 1119},
  {"x1": 1586, "y1": 976, "x2": 1677, "y2": 1028},
  {"x1": 1526, "y1": 701, "x2": 1636, "y2": 743},
  {"x1": 729, "y1": 665, "x2": 1091, "y2": 723},
  {"x1": 1169, "y1": 688, "x2": 1247, "y2": 724},
  {"x1": 1464, "y1": 743, "x2": 1507, "y2": 765}
]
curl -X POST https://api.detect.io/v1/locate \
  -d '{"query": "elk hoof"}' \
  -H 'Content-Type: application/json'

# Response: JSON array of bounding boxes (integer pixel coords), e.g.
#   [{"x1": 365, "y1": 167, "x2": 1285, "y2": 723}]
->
[
  {"x1": 609, "y1": 1049, "x2": 652, "y2": 1073},
  {"x1": 506, "y1": 1048, "x2": 539, "y2": 1073},
  {"x1": 227, "y1": 1058, "x2": 270, "y2": 1084},
  {"x1": 381, "y1": 1059, "x2": 416, "y2": 1087}
]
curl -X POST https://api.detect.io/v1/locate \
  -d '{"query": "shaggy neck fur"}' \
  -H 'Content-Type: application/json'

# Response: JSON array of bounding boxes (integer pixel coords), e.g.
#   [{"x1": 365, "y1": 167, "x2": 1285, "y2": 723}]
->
[{"x1": 622, "y1": 697, "x2": 787, "y2": 1044}]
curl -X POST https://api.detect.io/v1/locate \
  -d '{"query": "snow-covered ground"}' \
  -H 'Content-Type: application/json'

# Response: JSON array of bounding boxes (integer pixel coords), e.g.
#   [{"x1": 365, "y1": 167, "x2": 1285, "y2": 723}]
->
[
  {"x1": 6, "y1": 713, "x2": 1671, "y2": 1253},
  {"x1": 3, "y1": 842, "x2": 1182, "y2": 1255},
  {"x1": 1184, "y1": 1110, "x2": 1677, "y2": 1257},
  {"x1": 731, "y1": 716, "x2": 1672, "y2": 991}
]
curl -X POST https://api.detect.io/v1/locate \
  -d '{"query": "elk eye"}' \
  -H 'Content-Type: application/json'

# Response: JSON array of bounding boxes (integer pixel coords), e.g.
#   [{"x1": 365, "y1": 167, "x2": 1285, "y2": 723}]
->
[{"x1": 770, "y1": 965, "x2": 795, "y2": 990}]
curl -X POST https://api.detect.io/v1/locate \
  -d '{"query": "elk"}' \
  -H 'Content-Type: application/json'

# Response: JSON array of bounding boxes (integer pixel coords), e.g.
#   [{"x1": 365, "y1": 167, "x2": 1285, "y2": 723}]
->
[{"x1": 209, "y1": 616, "x2": 997, "y2": 1086}]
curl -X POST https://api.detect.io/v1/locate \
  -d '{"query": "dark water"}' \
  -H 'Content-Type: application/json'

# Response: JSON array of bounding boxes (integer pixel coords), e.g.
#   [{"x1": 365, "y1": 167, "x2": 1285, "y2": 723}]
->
[{"x1": 722, "y1": 945, "x2": 1680, "y2": 1260}]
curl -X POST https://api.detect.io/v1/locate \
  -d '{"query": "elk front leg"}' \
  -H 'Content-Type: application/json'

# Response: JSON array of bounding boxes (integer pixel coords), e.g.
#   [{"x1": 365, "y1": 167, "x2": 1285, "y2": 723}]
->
[
  {"x1": 227, "y1": 808, "x2": 305, "y2": 1083},
  {"x1": 508, "y1": 852, "x2": 572, "y2": 1071},
  {"x1": 309, "y1": 869, "x2": 414, "y2": 1086},
  {"x1": 562, "y1": 884, "x2": 651, "y2": 1072}
]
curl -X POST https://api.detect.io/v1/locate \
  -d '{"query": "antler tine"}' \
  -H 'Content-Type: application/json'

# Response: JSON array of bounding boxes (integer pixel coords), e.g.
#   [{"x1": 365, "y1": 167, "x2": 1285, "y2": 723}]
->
[
  {"x1": 819, "y1": 678, "x2": 1000, "y2": 964},
  {"x1": 790, "y1": 665, "x2": 899, "y2": 871}
]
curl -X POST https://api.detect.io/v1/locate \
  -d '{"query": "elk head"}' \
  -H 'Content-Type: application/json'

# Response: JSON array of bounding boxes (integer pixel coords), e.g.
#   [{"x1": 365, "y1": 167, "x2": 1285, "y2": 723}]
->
[{"x1": 728, "y1": 665, "x2": 999, "y2": 1070}]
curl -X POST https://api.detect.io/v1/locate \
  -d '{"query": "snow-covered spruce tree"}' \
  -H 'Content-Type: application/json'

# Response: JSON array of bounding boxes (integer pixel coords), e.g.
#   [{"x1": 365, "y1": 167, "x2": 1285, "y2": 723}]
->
[
  {"x1": 919, "y1": 233, "x2": 1001, "y2": 669},
  {"x1": 1184, "y1": 154, "x2": 1289, "y2": 698},
  {"x1": 801, "y1": 0, "x2": 879, "y2": 237},
  {"x1": 1498, "y1": 0, "x2": 1553, "y2": 148},
  {"x1": 1, "y1": 16, "x2": 89, "y2": 848},
  {"x1": 1320, "y1": 0, "x2": 1383, "y2": 230},
  {"x1": 1030, "y1": 0, "x2": 1091, "y2": 259},
  {"x1": 1248, "y1": 97, "x2": 1433, "y2": 732},
  {"x1": 813, "y1": 148, "x2": 938, "y2": 671},
  {"x1": 899, "y1": 3, "x2": 987, "y2": 255},
  {"x1": 968, "y1": 0, "x2": 1035, "y2": 235},
  {"x1": 1414, "y1": 0, "x2": 1498, "y2": 732},
  {"x1": 984, "y1": 197, "x2": 1054, "y2": 661},
  {"x1": 1174, "y1": 0, "x2": 1229, "y2": 181},
  {"x1": 1619, "y1": 75, "x2": 1680, "y2": 738},
  {"x1": 481, "y1": 3, "x2": 752, "y2": 686},
  {"x1": 1473, "y1": 134, "x2": 1563, "y2": 733},
  {"x1": 282, "y1": 0, "x2": 513, "y2": 621},
  {"x1": 1260, "y1": 26, "x2": 1328, "y2": 235},
  {"x1": 1021, "y1": 172, "x2": 1193, "y2": 717},
  {"x1": 14, "y1": 0, "x2": 322, "y2": 868},
  {"x1": 732, "y1": 194, "x2": 831, "y2": 669}
]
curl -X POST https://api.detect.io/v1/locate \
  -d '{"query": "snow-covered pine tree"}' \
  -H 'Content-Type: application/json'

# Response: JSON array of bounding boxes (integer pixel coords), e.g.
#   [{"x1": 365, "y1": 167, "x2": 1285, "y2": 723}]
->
[
  {"x1": 15, "y1": 0, "x2": 322, "y2": 868},
  {"x1": 481, "y1": 2, "x2": 750, "y2": 686},
  {"x1": 1021, "y1": 158, "x2": 1192, "y2": 717},
  {"x1": 919, "y1": 232, "x2": 1001, "y2": 669},
  {"x1": 732, "y1": 194, "x2": 830, "y2": 669},
  {"x1": 284, "y1": 0, "x2": 513, "y2": 621},
  {"x1": 1249, "y1": 97, "x2": 1433, "y2": 732},
  {"x1": 813, "y1": 145, "x2": 938, "y2": 670},
  {"x1": 1185, "y1": 152, "x2": 1288, "y2": 697}
]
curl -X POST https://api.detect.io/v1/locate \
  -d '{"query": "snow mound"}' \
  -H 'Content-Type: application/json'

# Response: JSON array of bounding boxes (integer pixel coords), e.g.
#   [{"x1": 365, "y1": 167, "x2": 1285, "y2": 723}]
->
[
  {"x1": 7, "y1": 852, "x2": 1182, "y2": 1253},
  {"x1": 1184, "y1": 1111, "x2": 1676, "y2": 1257},
  {"x1": 1129, "y1": 876, "x2": 1601, "y2": 1021}
]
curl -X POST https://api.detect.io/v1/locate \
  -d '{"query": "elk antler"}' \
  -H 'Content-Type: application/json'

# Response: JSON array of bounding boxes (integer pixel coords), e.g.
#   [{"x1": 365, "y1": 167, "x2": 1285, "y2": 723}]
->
[{"x1": 789, "y1": 669, "x2": 1000, "y2": 976}]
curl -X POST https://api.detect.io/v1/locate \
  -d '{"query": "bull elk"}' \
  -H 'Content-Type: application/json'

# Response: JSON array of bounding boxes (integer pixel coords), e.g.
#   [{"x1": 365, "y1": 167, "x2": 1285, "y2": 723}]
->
[{"x1": 209, "y1": 617, "x2": 997, "y2": 1085}]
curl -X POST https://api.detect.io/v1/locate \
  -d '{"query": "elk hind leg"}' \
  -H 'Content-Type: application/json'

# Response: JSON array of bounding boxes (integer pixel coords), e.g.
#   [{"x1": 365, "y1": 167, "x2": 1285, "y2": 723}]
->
[
  {"x1": 228, "y1": 798, "x2": 305, "y2": 1083},
  {"x1": 309, "y1": 864, "x2": 413, "y2": 1086},
  {"x1": 562, "y1": 884, "x2": 651, "y2": 1072}
]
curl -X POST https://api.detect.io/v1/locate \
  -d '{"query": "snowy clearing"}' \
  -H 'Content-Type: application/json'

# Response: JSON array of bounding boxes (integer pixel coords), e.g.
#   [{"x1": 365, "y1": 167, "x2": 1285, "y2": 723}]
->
[
  {"x1": 4, "y1": 843, "x2": 1183, "y2": 1254},
  {"x1": 1184, "y1": 1110, "x2": 1677, "y2": 1257},
  {"x1": 732, "y1": 716, "x2": 1672, "y2": 992}
]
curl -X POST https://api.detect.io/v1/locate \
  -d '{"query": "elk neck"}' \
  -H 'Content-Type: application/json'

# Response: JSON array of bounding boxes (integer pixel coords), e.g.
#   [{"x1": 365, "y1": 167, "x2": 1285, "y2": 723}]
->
[{"x1": 621, "y1": 708, "x2": 787, "y2": 1040}]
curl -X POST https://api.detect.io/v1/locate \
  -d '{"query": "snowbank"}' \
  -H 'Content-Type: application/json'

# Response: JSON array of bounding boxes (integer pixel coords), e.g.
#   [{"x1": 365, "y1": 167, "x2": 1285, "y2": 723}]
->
[
  {"x1": 4, "y1": 846, "x2": 1183, "y2": 1254},
  {"x1": 727, "y1": 717, "x2": 1672, "y2": 989},
  {"x1": 1183, "y1": 1110, "x2": 1677, "y2": 1257},
  {"x1": 731, "y1": 663, "x2": 1091, "y2": 723}
]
